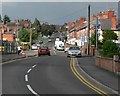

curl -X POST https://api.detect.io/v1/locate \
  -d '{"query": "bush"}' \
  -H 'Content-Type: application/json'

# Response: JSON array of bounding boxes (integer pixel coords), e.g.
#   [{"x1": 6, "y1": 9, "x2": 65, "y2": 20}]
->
[{"x1": 100, "y1": 40, "x2": 120, "y2": 58}]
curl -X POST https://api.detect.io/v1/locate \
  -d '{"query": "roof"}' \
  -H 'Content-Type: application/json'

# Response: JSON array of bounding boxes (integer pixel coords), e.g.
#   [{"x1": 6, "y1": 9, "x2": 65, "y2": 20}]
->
[{"x1": 99, "y1": 19, "x2": 112, "y2": 30}]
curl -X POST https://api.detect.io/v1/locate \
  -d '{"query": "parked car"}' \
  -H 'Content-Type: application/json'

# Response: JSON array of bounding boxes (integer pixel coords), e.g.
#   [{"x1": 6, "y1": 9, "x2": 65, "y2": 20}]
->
[
  {"x1": 67, "y1": 46, "x2": 81, "y2": 57},
  {"x1": 32, "y1": 44, "x2": 38, "y2": 50},
  {"x1": 38, "y1": 46, "x2": 50, "y2": 56},
  {"x1": 48, "y1": 39, "x2": 52, "y2": 42}
]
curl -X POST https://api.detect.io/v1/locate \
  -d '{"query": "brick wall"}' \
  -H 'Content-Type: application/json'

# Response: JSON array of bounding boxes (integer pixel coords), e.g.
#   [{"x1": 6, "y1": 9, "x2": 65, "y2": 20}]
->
[
  {"x1": 95, "y1": 56, "x2": 120, "y2": 73},
  {"x1": 3, "y1": 34, "x2": 14, "y2": 42}
]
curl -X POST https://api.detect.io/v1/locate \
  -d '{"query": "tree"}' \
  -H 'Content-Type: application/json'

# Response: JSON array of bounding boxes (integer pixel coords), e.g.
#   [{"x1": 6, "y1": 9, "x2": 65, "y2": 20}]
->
[
  {"x1": 19, "y1": 28, "x2": 29, "y2": 42},
  {"x1": 90, "y1": 32, "x2": 102, "y2": 49},
  {"x1": 41, "y1": 23, "x2": 56, "y2": 36},
  {"x1": 33, "y1": 18, "x2": 41, "y2": 33},
  {"x1": 102, "y1": 30, "x2": 118, "y2": 43},
  {"x1": 99, "y1": 30, "x2": 119, "y2": 58},
  {"x1": 41, "y1": 23, "x2": 49, "y2": 36},
  {"x1": 101, "y1": 40, "x2": 120, "y2": 58},
  {"x1": 18, "y1": 28, "x2": 38, "y2": 42},
  {"x1": 91, "y1": 33, "x2": 96, "y2": 46},
  {"x1": 3, "y1": 15, "x2": 11, "y2": 24}
]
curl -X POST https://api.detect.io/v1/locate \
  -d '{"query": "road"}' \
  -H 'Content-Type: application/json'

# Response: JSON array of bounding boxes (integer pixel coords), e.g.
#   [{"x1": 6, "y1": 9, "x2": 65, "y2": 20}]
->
[
  {"x1": 2, "y1": 43, "x2": 98, "y2": 95},
  {"x1": 2, "y1": 34, "x2": 117, "y2": 95}
]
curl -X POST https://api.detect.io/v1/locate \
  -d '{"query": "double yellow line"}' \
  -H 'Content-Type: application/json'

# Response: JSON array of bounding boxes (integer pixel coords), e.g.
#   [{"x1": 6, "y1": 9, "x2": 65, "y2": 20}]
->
[{"x1": 70, "y1": 57, "x2": 109, "y2": 96}]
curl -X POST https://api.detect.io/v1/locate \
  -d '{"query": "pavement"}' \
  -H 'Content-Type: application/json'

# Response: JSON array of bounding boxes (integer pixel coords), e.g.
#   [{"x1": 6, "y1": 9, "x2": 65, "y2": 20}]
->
[
  {"x1": 76, "y1": 55, "x2": 119, "y2": 94},
  {"x1": 0, "y1": 50, "x2": 38, "y2": 63},
  {"x1": 0, "y1": 50, "x2": 119, "y2": 94}
]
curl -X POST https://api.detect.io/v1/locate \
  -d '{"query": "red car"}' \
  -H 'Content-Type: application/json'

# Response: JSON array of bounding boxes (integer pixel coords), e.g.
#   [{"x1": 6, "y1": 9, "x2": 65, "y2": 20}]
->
[{"x1": 38, "y1": 46, "x2": 50, "y2": 56}]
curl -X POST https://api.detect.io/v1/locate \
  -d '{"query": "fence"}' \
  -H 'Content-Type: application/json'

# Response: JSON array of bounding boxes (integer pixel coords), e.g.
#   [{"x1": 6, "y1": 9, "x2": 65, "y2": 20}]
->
[{"x1": 1, "y1": 41, "x2": 17, "y2": 54}]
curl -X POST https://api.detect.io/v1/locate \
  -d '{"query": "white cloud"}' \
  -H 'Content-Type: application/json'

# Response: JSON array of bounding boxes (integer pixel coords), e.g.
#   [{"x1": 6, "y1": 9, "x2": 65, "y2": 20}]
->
[{"x1": 1, "y1": 0, "x2": 120, "y2": 2}]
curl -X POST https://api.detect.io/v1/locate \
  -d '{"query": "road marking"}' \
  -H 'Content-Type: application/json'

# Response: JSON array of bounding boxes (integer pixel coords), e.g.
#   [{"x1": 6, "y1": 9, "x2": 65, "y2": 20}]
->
[
  {"x1": 70, "y1": 58, "x2": 109, "y2": 96},
  {"x1": 25, "y1": 64, "x2": 39, "y2": 95},
  {"x1": 27, "y1": 68, "x2": 32, "y2": 73},
  {"x1": 75, "y1": 58, "x2": 118, "y2": 95},
  {"x1": 32, "y1": 65, "x2": 37, "y2": 68},
  {"x1": 25, "y1": 75, "x2": 28, "y2": 82},
  {"x1": 27, "y1": 85, "x2": 39, "y2": 96}
]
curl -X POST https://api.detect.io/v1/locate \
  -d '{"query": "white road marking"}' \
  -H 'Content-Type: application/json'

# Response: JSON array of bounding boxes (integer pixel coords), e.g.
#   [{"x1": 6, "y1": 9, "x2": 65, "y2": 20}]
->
[
  {"x1": 25, "y1": 75, "x2": 28, "y2": 82},
  {"x1": 27, "y1": 85, "x2": 39, "y2": 96},
  {"x1": 32, "y1": 65, "x2": 37, "y2": 68},
  {"x1": 27, "y1": 68, "x2": 32, "y2": 73},
  {"x1": 25, "y1": 64, "x2": 39, "y2": 95}
]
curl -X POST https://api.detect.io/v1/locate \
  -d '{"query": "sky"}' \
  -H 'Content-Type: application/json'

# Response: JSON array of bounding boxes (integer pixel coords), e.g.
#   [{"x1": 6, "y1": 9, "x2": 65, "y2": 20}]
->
[{"x1": 0, "y1": 1, "x2": 119, "y2": 25}]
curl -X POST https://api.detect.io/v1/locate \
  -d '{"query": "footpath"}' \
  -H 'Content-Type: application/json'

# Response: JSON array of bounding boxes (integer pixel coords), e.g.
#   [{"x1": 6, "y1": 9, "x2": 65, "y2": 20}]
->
[
  {"x1": 76, "y1": 55, "x2": 119, "y2": 94},
  {"x1": 0, "y1": 50, "x2": 37, "y2": 63}
]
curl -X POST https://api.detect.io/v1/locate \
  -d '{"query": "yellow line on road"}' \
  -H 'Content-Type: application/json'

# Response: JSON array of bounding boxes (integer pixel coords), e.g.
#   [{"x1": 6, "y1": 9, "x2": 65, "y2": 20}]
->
[{"x1": 70, "y1": 58, "x2": 109, "y2": 96}]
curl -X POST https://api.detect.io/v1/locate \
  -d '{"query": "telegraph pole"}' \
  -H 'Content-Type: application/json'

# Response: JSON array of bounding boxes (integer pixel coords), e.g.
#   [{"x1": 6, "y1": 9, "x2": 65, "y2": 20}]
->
[
  {"x1": 87, "y1": 5, "x2": 90, "y2": 55},
  {"x1": 96, "y1": 17, "x2": 98, "y2": 50}
]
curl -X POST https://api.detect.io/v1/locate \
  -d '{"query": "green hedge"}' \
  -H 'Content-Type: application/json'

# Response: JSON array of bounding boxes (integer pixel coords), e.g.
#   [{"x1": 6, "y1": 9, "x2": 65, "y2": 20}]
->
[{"x1": 99, "y1": 40, "x2": 120, "y2": 58}]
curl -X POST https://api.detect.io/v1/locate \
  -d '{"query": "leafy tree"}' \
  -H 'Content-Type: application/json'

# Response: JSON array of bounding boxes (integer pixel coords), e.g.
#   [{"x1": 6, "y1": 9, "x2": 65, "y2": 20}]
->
[
  {"x1": 99, "y1": 30, "x2": 119, "y2": 58},
  {"x1": 18, "y1": 28, "x2": 38, "y2": 42},
  {"x1": 91, "y1": 33, "x2": 96, "y2": 45},
  {"x1": 90, "y1": 32, "x2": 102, "y2": 49},
  {"x1": 102, "y1": 30, "x2": 118, "y2": 43},
  {"x1": 33, "y1": 18, "x2": 41, "y2": 33},
  {"x1": 41, "y1": 23, "x2": 56, "y2": 36},
  {"x1": 19, "y1": 29, "x2": 29, "y2": 42},
  {"x1": 31, "y1": 29, "x2": 38, "y2": 41},
  {"x1": 101, "y1": 40, "x2": 120, "y2": 58},
  {"x1": 3, "y1": 15, "x2": 11, "y2": 24},
  {"x1": 41, "y1": 23, "x2": 49, "y2": 36}
]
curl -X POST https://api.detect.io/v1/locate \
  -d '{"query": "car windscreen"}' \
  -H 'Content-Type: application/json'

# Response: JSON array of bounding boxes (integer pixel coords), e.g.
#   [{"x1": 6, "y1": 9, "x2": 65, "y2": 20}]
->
[
  {"x1": 39, "y1": 46, "x2": 48, "y2": 49},
  {"x1": 69, "y1": 47, "x2": 80, "y2": 50}
]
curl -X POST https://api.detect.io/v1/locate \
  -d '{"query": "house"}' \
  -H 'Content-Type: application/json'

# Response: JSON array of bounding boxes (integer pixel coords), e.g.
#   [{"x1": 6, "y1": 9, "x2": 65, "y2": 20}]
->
[
  {"x1": 66, "y1": 9, "x2": 117, "y2": 54},
  {"x1": 1, "y1": 19, "x2": 31, "y2": 42}
]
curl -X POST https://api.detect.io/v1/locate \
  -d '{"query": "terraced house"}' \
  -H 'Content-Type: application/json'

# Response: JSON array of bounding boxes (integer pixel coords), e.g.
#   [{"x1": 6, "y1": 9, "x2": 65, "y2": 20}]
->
[
  {"x1": 0, "y1": 19, "x2": 31, "y2": 53},
  {"x1": 66, "y1": 9, "x2": 119, "y2": 55}
]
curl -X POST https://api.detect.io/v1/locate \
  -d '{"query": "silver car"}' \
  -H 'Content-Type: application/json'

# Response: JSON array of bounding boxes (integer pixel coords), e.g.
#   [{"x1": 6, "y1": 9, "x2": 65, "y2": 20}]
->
[{"x1": 67, "y1": 46, "x2": 81, "y2": 57}]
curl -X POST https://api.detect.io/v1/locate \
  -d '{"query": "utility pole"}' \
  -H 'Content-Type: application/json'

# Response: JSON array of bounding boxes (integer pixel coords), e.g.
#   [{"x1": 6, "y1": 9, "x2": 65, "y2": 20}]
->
[
  {"x1": 87, "y1": 5, "x2": 90, "y2": 55},
  {"x1": 96, "y1": 17, "x2": 98, "y2": 50}
]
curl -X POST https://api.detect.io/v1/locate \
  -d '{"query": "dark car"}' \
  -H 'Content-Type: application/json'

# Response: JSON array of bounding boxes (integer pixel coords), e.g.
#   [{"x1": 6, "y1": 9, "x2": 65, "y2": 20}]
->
[{"x1": 38, "y1": 46, "x2": 50, "y2": 56}]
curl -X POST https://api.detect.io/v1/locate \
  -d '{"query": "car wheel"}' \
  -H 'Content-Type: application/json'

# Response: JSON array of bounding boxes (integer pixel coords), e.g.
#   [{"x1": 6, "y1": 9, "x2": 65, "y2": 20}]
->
[
  {"x1": 48, "y1": 53, "x2": 51, "y2": 56},
  {"x1": 38, "y1": 54, "x2": 40, "y2": 57}
]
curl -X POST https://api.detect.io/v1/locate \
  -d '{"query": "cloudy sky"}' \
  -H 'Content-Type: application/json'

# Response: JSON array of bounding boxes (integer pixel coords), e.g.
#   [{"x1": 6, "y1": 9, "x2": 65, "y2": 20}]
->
[{"x1": 1, "y1": 1, "x2": 119, "y2": 24}]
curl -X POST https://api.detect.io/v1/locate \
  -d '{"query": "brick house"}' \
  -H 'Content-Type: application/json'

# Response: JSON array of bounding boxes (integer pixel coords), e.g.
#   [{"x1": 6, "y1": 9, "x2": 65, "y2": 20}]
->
[
  {"x1": 66, "y1": 9, "x2": 117, "y2": 55},
  {"x1": 1, "y1": 19, "x2": 31, "y2": 42}
]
